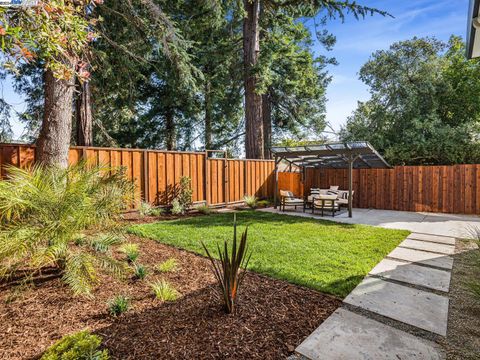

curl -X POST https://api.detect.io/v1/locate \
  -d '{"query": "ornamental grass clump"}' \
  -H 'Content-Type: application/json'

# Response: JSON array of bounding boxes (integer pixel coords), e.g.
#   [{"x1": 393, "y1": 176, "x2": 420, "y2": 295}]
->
[
  {"x1": 107, "y1": 295, "x2": 130, "y2": 316},
  {"x1": 243, "y1": 195, "x2": 257, "y2": 209},
  {"x1": 119, "y1": 243, "x2": 139, "y2": 263},
  {"x1": 133, "y1": 263, "x2": 148, "y2": 280},
  {"x1": 0, "y1": 163, "x2": 133, "y2": 297},
  {"x1": 150, "y1": 280, "x2": 180, "y2": 301},
  {"x1": 156, "y1": 258, "x2": 178, "y2": 273},
  {"x1": 202, "y1": 214, "x2": 252, "y2": 314}
]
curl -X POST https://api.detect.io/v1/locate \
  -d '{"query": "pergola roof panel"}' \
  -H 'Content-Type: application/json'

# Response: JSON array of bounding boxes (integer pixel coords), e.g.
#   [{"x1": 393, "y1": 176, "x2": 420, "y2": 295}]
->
[{"x1": 271, "y1": 141, "x2": 391, "y2": 169}]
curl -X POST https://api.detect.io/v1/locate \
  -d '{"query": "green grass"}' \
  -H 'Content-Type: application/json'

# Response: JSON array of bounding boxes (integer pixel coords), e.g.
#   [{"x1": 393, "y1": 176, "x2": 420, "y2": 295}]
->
[{"x1": 129, "y1": 211, "x2": 409, "y2": 297}]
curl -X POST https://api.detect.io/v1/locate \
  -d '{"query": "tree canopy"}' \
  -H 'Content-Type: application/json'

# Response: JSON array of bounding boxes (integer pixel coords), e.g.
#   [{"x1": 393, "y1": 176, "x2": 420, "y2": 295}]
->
[{"x1": 340, "y1": 36, "x2": 480, "y2": 165}]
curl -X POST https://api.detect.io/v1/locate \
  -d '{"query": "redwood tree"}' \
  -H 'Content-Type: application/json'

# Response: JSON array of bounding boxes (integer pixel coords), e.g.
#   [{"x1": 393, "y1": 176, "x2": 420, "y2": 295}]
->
[{"x1": 243, "y1": 0, "x2": 264, "y2": 159}]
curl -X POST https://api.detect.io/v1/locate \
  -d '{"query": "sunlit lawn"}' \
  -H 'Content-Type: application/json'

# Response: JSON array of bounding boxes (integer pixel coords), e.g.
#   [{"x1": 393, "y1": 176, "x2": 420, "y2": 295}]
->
[{"x1": 129, "y1": 211, "x2": 409, "y2": 297}]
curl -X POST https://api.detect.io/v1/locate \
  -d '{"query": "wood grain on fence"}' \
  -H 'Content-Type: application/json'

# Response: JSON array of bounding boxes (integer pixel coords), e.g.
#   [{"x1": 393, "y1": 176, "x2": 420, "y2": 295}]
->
[
  {"x1": 278, "y1": 165, "x2": 480, "y2": 215},
  {"x1": 0, "y1": 144, "x2": 274, "y2": 208}
]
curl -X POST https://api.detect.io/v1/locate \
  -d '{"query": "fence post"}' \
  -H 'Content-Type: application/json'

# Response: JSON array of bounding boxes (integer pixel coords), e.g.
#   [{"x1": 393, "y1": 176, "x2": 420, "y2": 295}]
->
[
  {"x1": 204, "y1": 151, "x2": 209, "y2": 206},
  {"x1": 143, "y1": 150, "x2": 149, "y2": 203}
]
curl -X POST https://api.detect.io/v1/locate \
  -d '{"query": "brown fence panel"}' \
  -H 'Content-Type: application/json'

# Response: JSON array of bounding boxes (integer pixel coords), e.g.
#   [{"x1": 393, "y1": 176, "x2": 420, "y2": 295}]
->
[
  {"x1": 0, "y1": 143, "x2": 275, "y2": 209},
  {"x1": 278, "y1": 164, "x2": 480, "y2": 215}
]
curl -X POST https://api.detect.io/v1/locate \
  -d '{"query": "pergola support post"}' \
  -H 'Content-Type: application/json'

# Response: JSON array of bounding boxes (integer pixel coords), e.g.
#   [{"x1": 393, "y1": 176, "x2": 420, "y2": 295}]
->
[
  {"x1": 348, "y1": 157, "x2": 353, "y2": 218},
  {"x1": 273, "y1": 155, "x2": 281, "y2": 209}
]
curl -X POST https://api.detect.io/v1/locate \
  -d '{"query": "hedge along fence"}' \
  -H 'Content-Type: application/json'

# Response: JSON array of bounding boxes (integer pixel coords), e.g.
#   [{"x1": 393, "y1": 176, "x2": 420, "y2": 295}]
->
[
  {"x1": 0, "y1": 143, "x2": 275, "y2": 208},
  {"x1": 278, "y1": 165, "x2": 480, "y2": 215}
]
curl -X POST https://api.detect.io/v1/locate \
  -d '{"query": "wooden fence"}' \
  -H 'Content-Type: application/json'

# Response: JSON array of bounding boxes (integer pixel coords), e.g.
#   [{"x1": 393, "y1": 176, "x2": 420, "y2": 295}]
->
[
  {"x1": 0, "y1": 143, "x2": 275, "y2": 208},
  {"x1": 278, "y1": 165, "x2": 480, "y2": 215}
]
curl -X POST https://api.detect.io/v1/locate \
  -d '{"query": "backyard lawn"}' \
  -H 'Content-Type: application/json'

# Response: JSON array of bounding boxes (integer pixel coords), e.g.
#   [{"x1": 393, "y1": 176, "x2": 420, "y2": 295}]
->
[{"x1": 130, "y1": 210, "x2": 410, "y2": 297}]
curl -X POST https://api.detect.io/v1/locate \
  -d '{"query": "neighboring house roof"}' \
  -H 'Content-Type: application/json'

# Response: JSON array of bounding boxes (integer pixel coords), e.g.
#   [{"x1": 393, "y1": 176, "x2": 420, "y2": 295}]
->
[{"x1": 467, "y1": 0, "x2": 480, "y2": 58}]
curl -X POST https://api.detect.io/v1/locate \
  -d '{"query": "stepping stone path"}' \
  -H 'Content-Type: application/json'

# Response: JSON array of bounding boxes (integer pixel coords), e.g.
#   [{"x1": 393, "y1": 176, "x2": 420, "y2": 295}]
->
[{"x1": 296, "y1": 232, "x2": 456, "y2": 359}]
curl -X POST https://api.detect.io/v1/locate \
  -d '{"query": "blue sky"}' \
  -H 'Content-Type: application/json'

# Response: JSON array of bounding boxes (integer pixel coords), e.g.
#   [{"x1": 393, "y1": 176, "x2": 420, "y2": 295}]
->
[
  {"x1": 316, "y1": 0, "x2": 470, "y2": 134},
  {"x1": 0, "y1": 0, "x2": 472, "y2": 139}
]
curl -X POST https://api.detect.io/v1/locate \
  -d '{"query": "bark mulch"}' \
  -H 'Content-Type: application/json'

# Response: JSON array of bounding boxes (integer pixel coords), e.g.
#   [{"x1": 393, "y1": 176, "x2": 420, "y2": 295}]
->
[
  {"x1": 0, "y1": 236, "x2": 340, "y2": 360},
  {"x1": 446, "y1": 239, "x2": 480, "y2": 360}
]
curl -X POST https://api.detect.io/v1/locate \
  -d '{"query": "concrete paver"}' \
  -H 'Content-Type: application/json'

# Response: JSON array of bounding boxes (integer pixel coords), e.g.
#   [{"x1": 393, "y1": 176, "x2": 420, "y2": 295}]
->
[
  {"x1": 399, "y1": 239, "x2": 455, "y2": 255},
  {"x1": 387, "y1": 247, "x2": 453, "y2": 270},
  {"x1": 369, "y1": 258, "x2": 451, "y2": 292},
  {"x1": 296, "y1": 308, "x2": 445, "y2": 360},
  {"x1": 344, "y1": 276, "x2": 449, "y2": 336}
]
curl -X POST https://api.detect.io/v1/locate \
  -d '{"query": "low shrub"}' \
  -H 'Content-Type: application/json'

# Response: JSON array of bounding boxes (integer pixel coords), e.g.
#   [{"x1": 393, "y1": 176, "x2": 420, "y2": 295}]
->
[
  {"x1": 156, "y1": 258, "x2": 178, "y2": 273},
  {"x1": 107, "y1": 295, "x2": 130, "y2": 316},
  {"x1": 133, "y1": 263, "x2": 148, "y2": 280},
  {"x1": 150, "y1": 280, "x2": 180, "y2": 301},
  {"x1": 138, "y1": 202, "x2": 164, "y2": 217},
  {"x1": 195, "y1": 204, "x2": 214, "y2": 215},
  {"x1": 202, "y1": 214, "x2": 251, "y2": 314},
  {"x1": 243, "y1": 195, "x2": 257, "y2": 209},
  {"x1": 40, "y1": 330, "x2": 109, "y2": 360},
  {"x1": 119, "y1": 243, "x2": 139, "y2": 263},
  {"x1": 171, "y1": 176, "x2": 193, "y2": 215},
  {"x1": 171, "y1": 199, "x2": 184, "y2": 215}
]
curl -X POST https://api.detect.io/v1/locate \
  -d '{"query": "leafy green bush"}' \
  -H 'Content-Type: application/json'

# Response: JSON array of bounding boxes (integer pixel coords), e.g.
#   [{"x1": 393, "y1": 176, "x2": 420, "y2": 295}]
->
[
  {"x1": 138, "y1": 202, "x2": 164, "y2": 217},
  {"x1": 171, "y1": 199, "x2": 184, "y2": 215},
  {"x1": 243, "y1": 195, "x2": 257, "y2": 209},
  {"x1": 133, "y1": 263, "x2": 147, "y2": 280},
  {"x1": 0, "y1": 164, "x2": 133, "y2": 296},
  {"x1": 40, "y1": 330, "x2": 109, "y2": 360},
  {"x1": 202, "y1": 214, "x2": 251, "y2": 313},
  {"x1": 150, "y1": 280, "x2": 180, "y2": 301},
  {"x1": 171, "y1": 176, "x2": 193, "y2": 215},
  {"x1": 156, "y1": 258, "x2": 178, "y2": 273},
  {"x1": 107, "y1": 295, "x2": 130, "y2": 316},
  {"x1": 195, "y1": 205, "x2": 214, "y2": 215},
  {"x1": 119, "y1": 243, "x2": 139, "y2": 263}
]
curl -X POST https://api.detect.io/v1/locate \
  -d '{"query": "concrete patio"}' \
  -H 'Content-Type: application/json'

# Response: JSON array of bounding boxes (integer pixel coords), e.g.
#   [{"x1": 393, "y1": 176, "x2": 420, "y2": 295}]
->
[{"x1": 261, "y1": 207, "x2": 480, "y2": 239}]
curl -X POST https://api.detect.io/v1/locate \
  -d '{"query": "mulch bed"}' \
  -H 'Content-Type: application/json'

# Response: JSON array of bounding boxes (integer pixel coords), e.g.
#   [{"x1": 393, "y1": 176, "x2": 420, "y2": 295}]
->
[
  {"x1": 445, "y1": 240, "x2": 480, "y2": 360},
  {"x1": 0, "y1": 235, "x2": 340, "y2": 360}
]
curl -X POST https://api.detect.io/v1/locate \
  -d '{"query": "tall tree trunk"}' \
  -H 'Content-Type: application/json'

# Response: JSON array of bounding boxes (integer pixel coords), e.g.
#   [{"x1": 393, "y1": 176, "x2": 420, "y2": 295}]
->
[
  {"x1": 262, "y1": 91, "x2": 272, "y2": 159},
  {"x1": 75, "y1": 79, "x2": 93, "y2": 146},
  {"x1": 36, "y1": 69, "x2": 75, "y2": 168},
  {"x1": 204, "y1": 80, "x2": 213, "y2": 149},
  {"x1": 243, "y1": 0, "x2": 264, "y2": 159},
  {"x1": 165, "y1": 108, "x2": 176, "y2": 150}
]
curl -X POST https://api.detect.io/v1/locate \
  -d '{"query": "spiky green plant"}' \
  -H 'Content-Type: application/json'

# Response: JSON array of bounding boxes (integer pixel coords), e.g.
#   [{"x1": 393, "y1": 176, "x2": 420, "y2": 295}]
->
[
  {"x1": 150, "y1": 280, "x2": 180, "y2": 301},
  {"x1": 40, "y1": 330, "x2": 109, "y2": 360},
  {"x1": 202, "y1": 214, "x2": 252, "y2": 314},
  {"x1": 156, "y1": 258, "x2": 178, "y2": 273},
  {"x1": 195, "y1": 205, "x2": 214, "y2": 215},
  {"x1": 133, "y1": 263, "x2": 148, "y2": 280},
  {"x1": 119, "y1": 243, "x2": 139, "y2": 263},
  {"x1": 243, "y1": 195, "x2": 257, "y2": 209},
  {"x1": 0, "y1": 163, "x2": 133, "y2": 296},
  {"x1": 107, "y1": 295, "x2": 130, "y2": 316}
]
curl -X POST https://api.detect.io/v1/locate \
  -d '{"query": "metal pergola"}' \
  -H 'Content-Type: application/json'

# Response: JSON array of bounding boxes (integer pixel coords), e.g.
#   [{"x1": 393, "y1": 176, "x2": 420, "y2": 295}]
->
[{"x1": 270, "y1": 141, "x2": 391, "y2": 218}]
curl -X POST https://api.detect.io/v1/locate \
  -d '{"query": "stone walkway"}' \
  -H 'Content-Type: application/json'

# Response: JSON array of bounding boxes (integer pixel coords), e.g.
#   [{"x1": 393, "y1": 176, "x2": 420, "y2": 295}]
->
[{"x1": 296, "y1": 232, "x2": 456, "y2": 360}]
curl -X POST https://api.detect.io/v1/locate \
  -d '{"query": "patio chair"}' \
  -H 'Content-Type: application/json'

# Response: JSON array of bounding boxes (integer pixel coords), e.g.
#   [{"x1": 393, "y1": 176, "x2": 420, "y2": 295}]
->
[
  {"x1": 336, "y1": 190, "x2": 355, "y2": 208},
  {"x1": 279, "y1": 190, "x2": 305, "y2": 212},
  {"x1": 312, "y1": 194, "x2": 340, "y2": 217}
]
